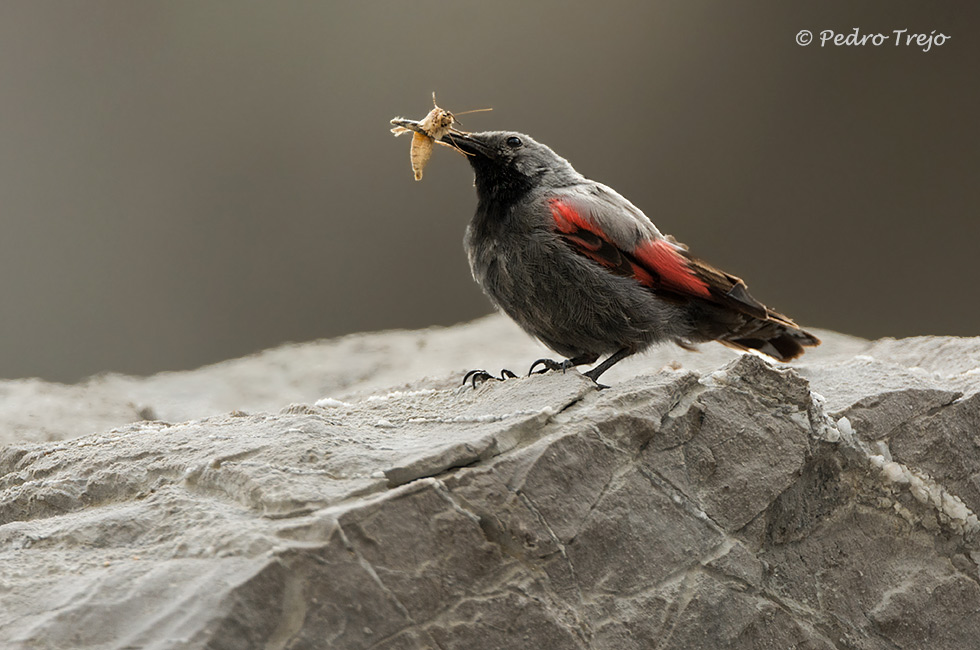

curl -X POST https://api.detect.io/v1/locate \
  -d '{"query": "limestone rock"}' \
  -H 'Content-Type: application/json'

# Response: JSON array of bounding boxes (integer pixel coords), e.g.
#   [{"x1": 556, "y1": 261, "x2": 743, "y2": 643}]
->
[
  {"x1": 0, "y1": 314, "x2": 867, "y2": 446},
  {"x1": 2, "y1": 316, "x2": 979, "y2": 649}
]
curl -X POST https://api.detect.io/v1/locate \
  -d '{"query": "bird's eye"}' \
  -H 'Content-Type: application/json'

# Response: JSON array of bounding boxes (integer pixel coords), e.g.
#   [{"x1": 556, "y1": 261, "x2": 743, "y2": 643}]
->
[{"x1": 505, "y1": 136, "x2": 523, "y2": 148}]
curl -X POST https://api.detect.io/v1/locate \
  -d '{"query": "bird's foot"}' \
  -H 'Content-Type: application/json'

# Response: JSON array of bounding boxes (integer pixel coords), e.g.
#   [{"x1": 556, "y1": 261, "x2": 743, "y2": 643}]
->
[
  {"x1": 585, "y1": 378, "x2": 611, "y2": 390},
  {"x1": 528, "y1": 358, "x2": 576, "y2": 376},
  {"x1": 462, "y1": 368, "x2": 517, "y2": 389}
]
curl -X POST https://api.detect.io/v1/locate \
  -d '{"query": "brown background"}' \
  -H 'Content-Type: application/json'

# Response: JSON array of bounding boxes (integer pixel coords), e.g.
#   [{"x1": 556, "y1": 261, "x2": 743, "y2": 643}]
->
[{"x1": 1, "y1": 1, "x2": 977, "y2": 382}]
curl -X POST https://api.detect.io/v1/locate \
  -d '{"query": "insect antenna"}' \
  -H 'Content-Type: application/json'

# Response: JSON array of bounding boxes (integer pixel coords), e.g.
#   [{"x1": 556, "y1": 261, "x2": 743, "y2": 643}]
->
[{"x1": 438, "y1": 128, "x2": 476, "y2": 157}]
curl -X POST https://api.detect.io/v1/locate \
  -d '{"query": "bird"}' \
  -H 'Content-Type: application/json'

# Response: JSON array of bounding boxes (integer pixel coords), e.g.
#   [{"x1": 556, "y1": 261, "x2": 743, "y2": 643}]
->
[{"x1": 437, "y1": 129, "x2": 820, "y2": 385}]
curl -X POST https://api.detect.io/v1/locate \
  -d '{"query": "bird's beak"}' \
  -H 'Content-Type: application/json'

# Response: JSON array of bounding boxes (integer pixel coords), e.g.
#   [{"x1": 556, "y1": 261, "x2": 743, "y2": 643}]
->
[
  {"x1": 440, "y1": 131, "x2": 491, "y2": 157},
  {"x1": 390, "y1": 117, "x2": 491, "y2": 157}
]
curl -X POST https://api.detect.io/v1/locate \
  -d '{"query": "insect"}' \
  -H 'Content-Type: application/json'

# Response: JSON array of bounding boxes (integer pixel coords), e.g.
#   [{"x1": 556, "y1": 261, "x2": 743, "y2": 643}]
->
[{"x1": 391, "y1": 93, "x2": 490, "y2": 180}]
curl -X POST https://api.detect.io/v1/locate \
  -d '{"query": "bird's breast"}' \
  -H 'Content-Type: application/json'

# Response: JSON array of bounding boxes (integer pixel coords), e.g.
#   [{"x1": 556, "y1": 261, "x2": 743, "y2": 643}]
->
[{"x1": 465, "y1": 222, "x2": 510, "y2": 298}]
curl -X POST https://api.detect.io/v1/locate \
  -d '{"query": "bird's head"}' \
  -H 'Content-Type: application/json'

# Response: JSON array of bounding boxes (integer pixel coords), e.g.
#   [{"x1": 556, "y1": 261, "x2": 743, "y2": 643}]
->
[{"x1": 441, "y1": 130, "x2": 580, "y2": 203}]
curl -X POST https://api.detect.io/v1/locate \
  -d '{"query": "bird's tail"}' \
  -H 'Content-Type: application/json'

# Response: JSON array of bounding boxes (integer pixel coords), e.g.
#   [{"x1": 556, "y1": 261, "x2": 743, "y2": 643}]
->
[{"x1": 718, "y1": 318, "x2": 820, "y2": 362}]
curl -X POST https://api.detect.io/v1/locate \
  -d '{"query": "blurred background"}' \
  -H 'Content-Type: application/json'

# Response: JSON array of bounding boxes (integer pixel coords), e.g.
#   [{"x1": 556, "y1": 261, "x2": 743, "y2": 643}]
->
[{"x1": 1, "y1": 1, "x2": 977, "y2": 383}]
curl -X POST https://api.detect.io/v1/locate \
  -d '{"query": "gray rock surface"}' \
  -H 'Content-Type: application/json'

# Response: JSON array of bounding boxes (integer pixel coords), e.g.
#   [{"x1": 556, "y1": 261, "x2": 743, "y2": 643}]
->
[
  {"x1": 0, "y1": 314, "x2": 867, "y2": 446},
  {"x1": 2, "y1": 314, "x2": 979, "y2": 649}
]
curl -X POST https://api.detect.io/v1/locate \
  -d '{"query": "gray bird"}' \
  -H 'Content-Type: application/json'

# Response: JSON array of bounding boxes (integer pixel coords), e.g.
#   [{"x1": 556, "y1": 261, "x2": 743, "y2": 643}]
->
[{"x1": 437, "y1": 130, "x2": 820, "y2": 385}]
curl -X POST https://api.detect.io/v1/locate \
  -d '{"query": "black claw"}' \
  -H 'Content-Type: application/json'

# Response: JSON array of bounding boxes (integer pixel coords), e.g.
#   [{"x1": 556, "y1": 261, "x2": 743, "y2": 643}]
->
[
  {"x1": 463, "y1": 368, "x2": 517, "y2": 389},
  {"x1": 528, "y1": 359, "x2": 549, "y2": 375},
  {"x1": 528, "y1": 358, "x2": 572, "y2": 376},
  {"x1": 463, "y1": 369, "x2": 493, "y2": 389},
  {"x1": 582, "y1": 369, "x2": 610, "y2": 389}
]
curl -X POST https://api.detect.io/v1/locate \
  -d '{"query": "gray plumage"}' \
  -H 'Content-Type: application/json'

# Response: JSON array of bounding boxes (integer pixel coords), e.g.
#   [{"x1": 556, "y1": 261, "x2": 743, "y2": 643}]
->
[{"x1": 442, "y1": 130, "x2": 819, "y2": 382}]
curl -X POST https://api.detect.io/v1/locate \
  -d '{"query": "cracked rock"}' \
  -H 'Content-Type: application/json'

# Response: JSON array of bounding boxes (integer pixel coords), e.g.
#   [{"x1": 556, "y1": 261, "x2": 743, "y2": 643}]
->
[{"x1": 2, "y1": 315, "x2": 980, "y2": 649}]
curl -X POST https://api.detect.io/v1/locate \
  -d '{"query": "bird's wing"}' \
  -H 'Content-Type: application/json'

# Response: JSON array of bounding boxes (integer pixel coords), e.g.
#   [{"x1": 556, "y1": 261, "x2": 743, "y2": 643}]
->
[{"x1": 548, "y1": 188, "x2": 795, "y2": 327}]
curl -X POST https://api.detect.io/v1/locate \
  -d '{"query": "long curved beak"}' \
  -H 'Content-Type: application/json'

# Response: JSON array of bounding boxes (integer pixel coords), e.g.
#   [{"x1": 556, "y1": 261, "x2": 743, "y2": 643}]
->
[
  {"x1": 440, "y1": 131, "x2": 491, "y2": 157},
  {"x1": 389, "y1": 117, "x2": 491, "y2": 157}
]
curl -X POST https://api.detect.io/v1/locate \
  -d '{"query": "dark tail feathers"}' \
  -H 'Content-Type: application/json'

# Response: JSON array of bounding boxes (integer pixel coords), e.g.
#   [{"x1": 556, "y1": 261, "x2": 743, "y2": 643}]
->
[{"x1": 721, "y1": 323, "x2": 820, "y2": 361}]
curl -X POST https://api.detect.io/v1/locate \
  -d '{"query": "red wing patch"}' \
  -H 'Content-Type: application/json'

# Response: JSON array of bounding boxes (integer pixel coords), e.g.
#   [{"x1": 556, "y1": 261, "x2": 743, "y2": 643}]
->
[
  {"x1": 549, "y1": 198, "x2": 599, "y2": 236},
  {"x1": 634, "y1": 239, "x2": 711, "y2": 298},
  {"x1": 549, "y1": 198, "x2": 628, "y2": 273},
  {"x1": 629, "y1": 262, "x2": 656, "y2": 287},
  {"x1": 549, "y1": 198, "x2": 710, "y2": 298},
  {"x1": 548, "y1": 200, "x2": 802, "y2": 334}
]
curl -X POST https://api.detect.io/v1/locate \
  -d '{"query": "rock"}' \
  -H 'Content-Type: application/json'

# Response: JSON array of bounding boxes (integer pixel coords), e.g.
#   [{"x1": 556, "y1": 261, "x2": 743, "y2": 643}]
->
[
  {"x1": 0, "y1": 314, "x2": 868, "y2": 446},
  {"x1": 2, "y1": 315, "x2": 980, "y2": 649}
]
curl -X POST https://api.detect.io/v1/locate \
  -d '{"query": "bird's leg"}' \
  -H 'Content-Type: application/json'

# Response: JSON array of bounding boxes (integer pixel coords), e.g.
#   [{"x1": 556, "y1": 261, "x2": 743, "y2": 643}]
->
[
  {"x1": 583, "y1": 348, "x2": 633, "y2": 385},
  {"x1": 528, "y1": 353, "x2": 599, "y2": 376},
  {"x1": 462, "y1": 368, "x2": 517, "y2": 389}
]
